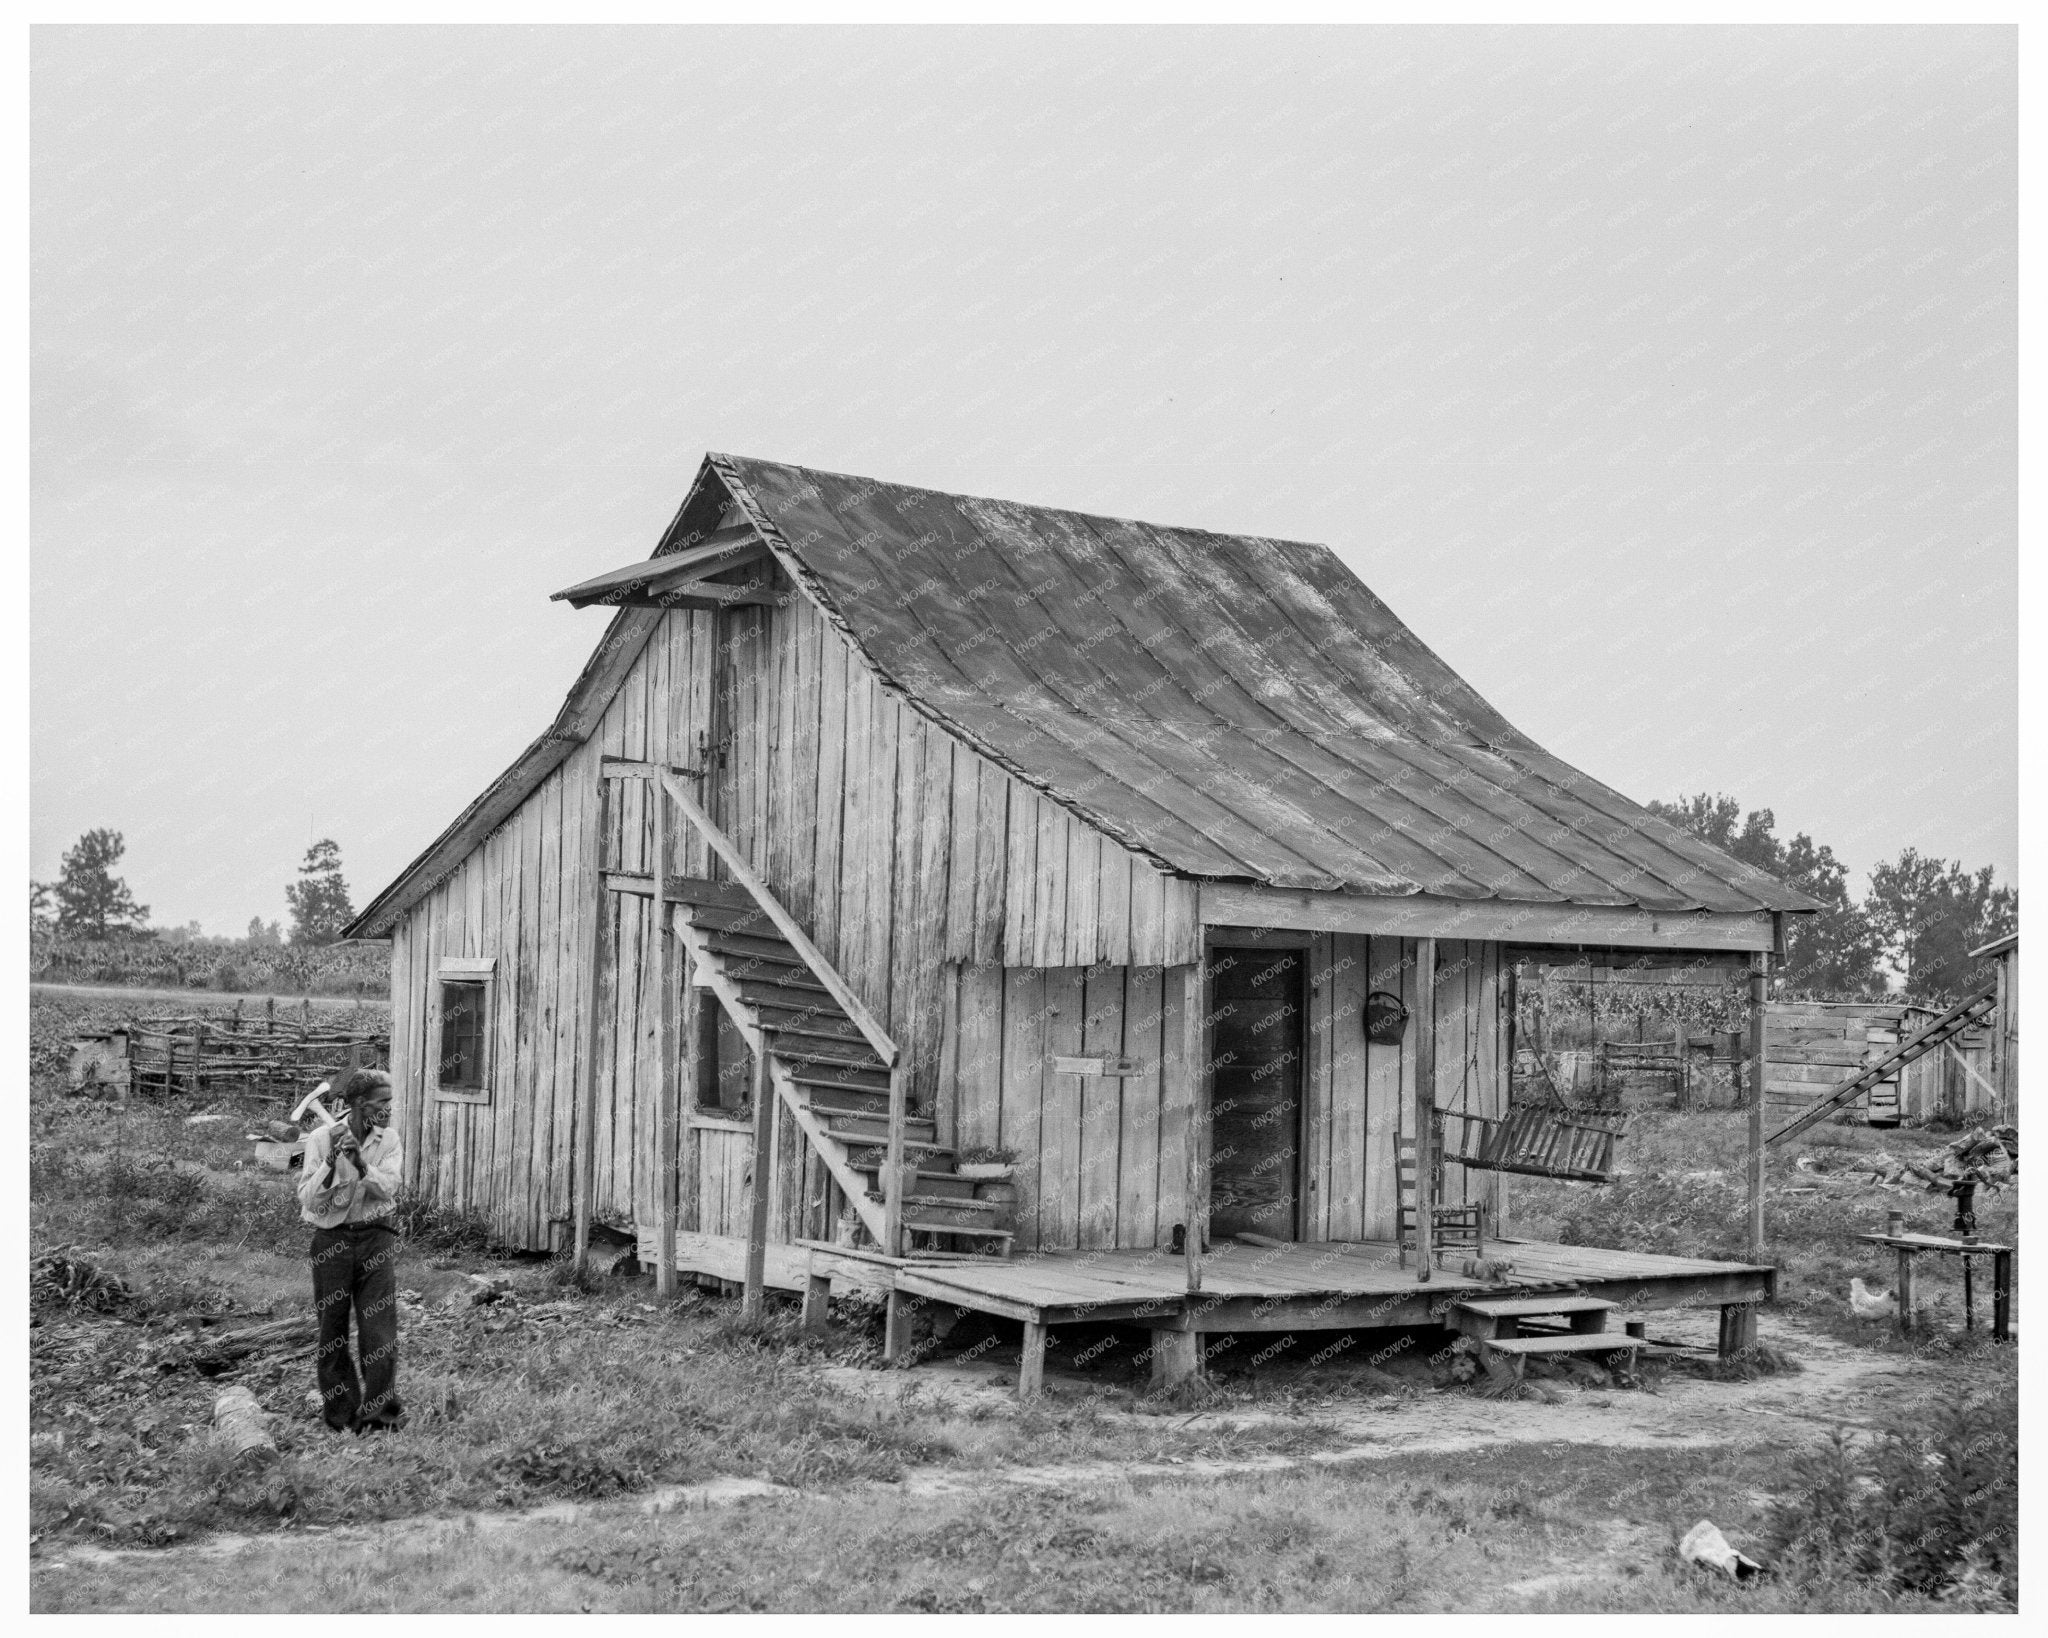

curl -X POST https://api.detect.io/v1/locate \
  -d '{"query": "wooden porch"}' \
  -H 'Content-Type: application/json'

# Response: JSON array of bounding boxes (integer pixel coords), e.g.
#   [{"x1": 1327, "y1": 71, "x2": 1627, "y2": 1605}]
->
[{"x1": 649, "y1": 1227, "x2": 1776, "y2": 1395}]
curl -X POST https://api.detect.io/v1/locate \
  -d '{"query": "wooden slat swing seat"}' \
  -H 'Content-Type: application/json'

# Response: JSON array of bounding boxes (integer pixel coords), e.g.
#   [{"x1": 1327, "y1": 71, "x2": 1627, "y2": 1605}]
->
[{"x1": 1441, "y1": 1104, "x2": 1627, "y2": 1184}]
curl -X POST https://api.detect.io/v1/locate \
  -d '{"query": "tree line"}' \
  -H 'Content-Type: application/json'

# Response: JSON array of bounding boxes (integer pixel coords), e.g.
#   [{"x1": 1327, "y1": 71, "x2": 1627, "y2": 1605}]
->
[
  {"x1": 30, "y1": 831, "x2": 359, "y2": 947},
  {"x1": 27, "y1": 796, "x2": 2018, "y2": 1004},
  {"x1": 1648, "y1": 794, "x2": 2017, "y2": 1002}
]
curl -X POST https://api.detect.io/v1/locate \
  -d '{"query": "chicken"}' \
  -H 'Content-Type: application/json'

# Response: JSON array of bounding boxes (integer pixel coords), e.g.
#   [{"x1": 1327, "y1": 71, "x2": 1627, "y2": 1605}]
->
[{"x1": 1850, "y1": 1277, "x2": 1897, "y2": 1322}]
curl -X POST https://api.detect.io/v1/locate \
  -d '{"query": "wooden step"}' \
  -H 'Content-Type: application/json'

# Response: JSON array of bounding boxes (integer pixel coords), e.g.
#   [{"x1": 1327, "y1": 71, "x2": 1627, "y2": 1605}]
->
[
  {"x1": 847, "y1": 1149, "x2": 958, "y2": 1177},
  {"x1": 821, "y1": 1113, "x2": 936, "y2": 1145},
  {"x1": 755, "y1": 1008, "x2": 866, "y2": 1044},
  {"x1": 728, "y1": 975, "x2": 835, "y2": 1011},
  {"x1": 782, "y1": 1065, "x2": 893, "y2": 1095},
  {"x1": 899, "y1": 1170, "x2": 977, "y2": 1200},
  {"x1": 803, "y1": 1083, "x2": 893, "y2": 1119},
  {"x1": 774, "y1": 1041, "x2": 889, "y2": 1073},
  {"x1": 893, "y1": 1198, "x2": 1001, "y2": 1229},
  {"x1": 824, "y1": 1126, "x2": 943, "y2": 1153},
  {"x1": 1478, "y1": 1334, "x2": 1647, "y2": 1358},
  {"x1": 681, "y1": 902, "x2": 786, "y2": 937},
  {"x1": 903, "y1": 1223, "x2": 1014, "y2": 1243},
  {"x1": 1456, "y1": 1295, "x2": 1615, "y2": 1320},
  {"x1": 851, "y1": 1164, "x2": 976, "y2": 1199},
  {"x1": 699, "y1": 930, "x2": 807, "y2": 966}
]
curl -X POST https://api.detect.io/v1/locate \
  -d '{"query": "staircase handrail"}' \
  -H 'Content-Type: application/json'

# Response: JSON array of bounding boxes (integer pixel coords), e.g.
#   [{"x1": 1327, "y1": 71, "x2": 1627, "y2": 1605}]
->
[{"x1": 657, "y1": 767, "x2": 899, "y2": 1068}]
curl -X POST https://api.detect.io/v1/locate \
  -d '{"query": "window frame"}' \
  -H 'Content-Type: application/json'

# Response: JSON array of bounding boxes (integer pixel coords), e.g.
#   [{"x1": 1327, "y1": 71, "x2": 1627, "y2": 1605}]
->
[{"x1": 431, "y1": 956, "x2": 497, "y2": 1104}]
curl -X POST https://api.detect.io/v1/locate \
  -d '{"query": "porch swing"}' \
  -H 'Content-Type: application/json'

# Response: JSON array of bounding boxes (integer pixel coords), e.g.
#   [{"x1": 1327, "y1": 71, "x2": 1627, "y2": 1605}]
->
[
  {"x1": 1441, "y1": 1000, "x2": 1626, "y2": 1185},
  {"x1": 1369, "y1": 986, "x2": 1625, "y2": 1191}
]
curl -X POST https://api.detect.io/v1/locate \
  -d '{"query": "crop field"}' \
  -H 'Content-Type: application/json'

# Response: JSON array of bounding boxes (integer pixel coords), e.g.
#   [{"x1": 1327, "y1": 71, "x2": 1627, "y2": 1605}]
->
[{"x1": 26, "y1": 989, "x2": 2016, "y2": 1613}]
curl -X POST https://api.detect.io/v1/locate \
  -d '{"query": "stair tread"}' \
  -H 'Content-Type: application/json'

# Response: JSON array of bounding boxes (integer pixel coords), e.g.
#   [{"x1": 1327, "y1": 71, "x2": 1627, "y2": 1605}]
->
[
  {"x1": 903, "y1": 1224, "x2": 1014, "y2": 1240},
  {"x1": 758, "y1": 1015, "x2": 867, "y2": 1041},
  {"x1": 733, "y1": 978, "x2": 835, "y2": 1003},
  {"x1": 782, "y1": 1069, "x2": 893, "y2": 1092},
  {"x1": 700, "y1": 930, "x2": 804, "y2": 959},
  {"x1": 1478, "y1": 1333, "x2": 1648, "y2": 1357},
  {"x1": 774, "y1": 1041, "x2": 887, "y2": 1066},
  {"x1": 888, "y1": 1194, "x2": 999, "y2": 1212},
  {"x1": 1456, "y1": 1295, "x2": 1616, "y2": 1318},
  {"x1": 827, "y1": 1131, "x2": 946, "y2": 1152}
]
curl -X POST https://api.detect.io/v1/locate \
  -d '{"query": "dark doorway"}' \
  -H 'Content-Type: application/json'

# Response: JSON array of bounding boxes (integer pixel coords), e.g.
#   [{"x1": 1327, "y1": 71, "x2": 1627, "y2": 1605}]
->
[{"x1": 1208, "y1": 946, "x2": 1306, "y2": 1241}]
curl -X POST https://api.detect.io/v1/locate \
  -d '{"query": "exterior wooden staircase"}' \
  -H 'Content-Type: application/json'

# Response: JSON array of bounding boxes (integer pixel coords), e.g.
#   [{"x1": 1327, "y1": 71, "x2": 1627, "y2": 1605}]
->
[
  {"x1": 605, "y1": 755, "x2": 1011, "y2": 1265},
  {"x1": 1766, "y1": 986, "x2": 1998, "y2": 1148},
  {"x1": 669, "y1": 887, "x2": 1013, "y2": 1257}
]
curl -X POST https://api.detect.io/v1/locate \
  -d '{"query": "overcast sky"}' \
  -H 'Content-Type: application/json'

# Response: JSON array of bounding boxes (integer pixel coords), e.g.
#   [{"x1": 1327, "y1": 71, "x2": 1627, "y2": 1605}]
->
[{"x1": 32, "y1": 24, "x2": 2015, "y2": 935}]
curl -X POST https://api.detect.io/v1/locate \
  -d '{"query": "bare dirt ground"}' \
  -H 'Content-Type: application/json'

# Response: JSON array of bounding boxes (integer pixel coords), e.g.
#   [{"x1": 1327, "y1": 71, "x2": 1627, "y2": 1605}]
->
[{"x1": 37, "y1": 1305, "x2": 1922, "y2": 1589}]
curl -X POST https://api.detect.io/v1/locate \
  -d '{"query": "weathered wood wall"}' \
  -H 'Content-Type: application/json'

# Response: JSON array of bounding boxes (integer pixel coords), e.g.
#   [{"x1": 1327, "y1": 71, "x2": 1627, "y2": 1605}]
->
[
  {"x1": 938, "y1": 937, "x2": 1507, "y2": 1254},
  {"x1": 390, "y1": 552, "x2": 1197, "y2": 1249}
]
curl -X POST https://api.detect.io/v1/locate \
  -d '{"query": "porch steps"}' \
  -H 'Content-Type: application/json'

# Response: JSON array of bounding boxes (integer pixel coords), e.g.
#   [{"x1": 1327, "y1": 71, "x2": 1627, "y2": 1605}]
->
[
  {"x1": 1448, "y1": 1291, "x2": 1643, "y2": 1381},
  {"x1": 1455, "y1": 1295, "x2": 1616, "y2": 1323},
  {"x1": 666, "y1": 890, "x2": 1011, "y2": 1260},
  {"x1": 1472, "y1": 1333, "x2": 1649, "y2": 1359}
]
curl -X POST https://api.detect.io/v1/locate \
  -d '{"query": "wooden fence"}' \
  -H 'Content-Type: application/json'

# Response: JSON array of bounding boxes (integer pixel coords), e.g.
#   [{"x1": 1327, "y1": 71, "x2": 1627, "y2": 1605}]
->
[{"x1": 72, "y1": 1000, "x2": 390, "y2": 1100}]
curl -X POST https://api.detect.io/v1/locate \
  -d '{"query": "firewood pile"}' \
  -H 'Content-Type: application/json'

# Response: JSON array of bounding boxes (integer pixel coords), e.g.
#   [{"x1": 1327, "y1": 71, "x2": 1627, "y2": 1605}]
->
[{"x1": 1792, "y1": 1125, "x2": 2017, "y2": 1194}]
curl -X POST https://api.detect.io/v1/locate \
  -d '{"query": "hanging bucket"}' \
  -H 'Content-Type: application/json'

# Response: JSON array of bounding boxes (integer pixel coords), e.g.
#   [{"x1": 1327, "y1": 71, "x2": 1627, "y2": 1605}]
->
[{"x1": 1363, "y1": 990, "x2": 1410, "y2": 1046}]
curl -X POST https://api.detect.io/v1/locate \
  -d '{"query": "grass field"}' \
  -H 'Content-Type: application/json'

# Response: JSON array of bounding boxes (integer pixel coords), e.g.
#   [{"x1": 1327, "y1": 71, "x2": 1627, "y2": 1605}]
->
[{"x1": 27, "y1": 990, "x2": 2017, "y2": 1612}]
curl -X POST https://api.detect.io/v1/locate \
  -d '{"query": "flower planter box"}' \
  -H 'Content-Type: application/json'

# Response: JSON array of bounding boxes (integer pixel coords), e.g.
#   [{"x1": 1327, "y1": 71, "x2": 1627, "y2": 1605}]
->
[{"x1": 956, "y1": 1162, "x2": 1013, "y2": 1182}]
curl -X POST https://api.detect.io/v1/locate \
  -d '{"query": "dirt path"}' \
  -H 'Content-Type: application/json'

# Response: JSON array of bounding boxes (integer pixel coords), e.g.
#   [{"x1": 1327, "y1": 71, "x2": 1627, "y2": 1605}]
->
[{"x1": 40, "y1": 1310, "x2": 1918, "y2": 1582}]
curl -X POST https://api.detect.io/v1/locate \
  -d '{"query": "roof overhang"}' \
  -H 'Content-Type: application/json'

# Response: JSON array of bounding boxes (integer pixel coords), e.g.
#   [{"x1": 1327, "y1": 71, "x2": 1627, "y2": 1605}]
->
[
  {"x1": 549, "y1": 525, "x2": 772, "y2": 609},
  {"x1": 1199, "y1": 882, "x2": 1793, "y2": 953}
]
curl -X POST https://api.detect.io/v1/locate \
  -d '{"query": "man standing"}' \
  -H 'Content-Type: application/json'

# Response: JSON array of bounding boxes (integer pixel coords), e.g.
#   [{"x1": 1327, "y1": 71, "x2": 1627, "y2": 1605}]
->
[{"x1": 298, "y1": 1067, "x2": 405, "y2": 1433}]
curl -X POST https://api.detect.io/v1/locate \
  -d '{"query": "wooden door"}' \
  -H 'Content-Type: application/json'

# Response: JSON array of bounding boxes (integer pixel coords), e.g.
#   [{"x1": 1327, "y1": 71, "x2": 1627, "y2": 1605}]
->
[{"x1": 1208, "y1": 946, "x2": 1307, "y2": 1241}]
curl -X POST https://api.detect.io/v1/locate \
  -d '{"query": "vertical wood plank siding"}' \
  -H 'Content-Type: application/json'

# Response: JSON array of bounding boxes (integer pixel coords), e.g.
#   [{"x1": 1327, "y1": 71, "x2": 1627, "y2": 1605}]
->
[
  {"x1": 933, "y1": 938, "x2": 1510, "y2": 1254},
  {"x1": 390, "y1": 593, "x2": 1196, "y2": 1249}
]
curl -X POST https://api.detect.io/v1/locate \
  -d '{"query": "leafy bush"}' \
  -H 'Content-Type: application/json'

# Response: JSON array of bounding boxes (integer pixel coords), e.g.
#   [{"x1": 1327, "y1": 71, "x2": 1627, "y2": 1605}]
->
[{"x1": 1761, "y1": 1388, "x2": 2016, "y2": 1608}]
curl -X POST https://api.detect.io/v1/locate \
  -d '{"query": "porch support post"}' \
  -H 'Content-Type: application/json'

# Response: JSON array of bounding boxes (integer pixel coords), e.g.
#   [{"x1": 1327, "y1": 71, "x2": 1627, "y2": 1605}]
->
[
  {"x1": 883, "y1": 1287, "x2": 910, "y2": 1364},
  {"x1": 1184, "y1": 945, "x2": 1212, "y2": 1296},
  {"x1": 802, "y1": 1267, "x2": 832, "y2": 1334},
  {"x1": 1413, "y1": 937, "x2": 1437, "y2": 1282},
  {"x1": 571, "y1": 772, "x2": 608, "y2": 1277},
  {"x1": 742, "y1": 1027, "x2": 777, "y2": 1322},
  {"x1": 1717, "y1": 1302, "x2": 1758, "y2": 1362},
  {"x1": 1745, "y1": 950, "x2": 1769, "y2": 1263},
  {"x1": 1018, "y1": 1319, "x2": 1047, "y2": 1400},
  {"x1": 652, "y1": 779, "x2": 677, "y2": 1299},
  {"x1": 1150, "y1": 1328, "x2": 1201, "y2": 1392}
]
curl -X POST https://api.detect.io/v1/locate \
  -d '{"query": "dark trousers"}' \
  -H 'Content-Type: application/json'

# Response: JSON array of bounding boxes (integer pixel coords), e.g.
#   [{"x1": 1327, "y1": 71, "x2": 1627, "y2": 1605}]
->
[{"x1": 311, "y1": 1222, "x2": 403, "y2": 1432}]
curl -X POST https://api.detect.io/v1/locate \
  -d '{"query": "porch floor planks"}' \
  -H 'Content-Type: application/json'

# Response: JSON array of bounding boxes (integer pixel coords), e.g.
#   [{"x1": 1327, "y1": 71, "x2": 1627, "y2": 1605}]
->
[
  {"x1": 654, "y1": 1231, "x2": 1771, "y2": 1329},
  {"x1": 886, "y1": 1235, "x2": 1772, "y2": 1322}
]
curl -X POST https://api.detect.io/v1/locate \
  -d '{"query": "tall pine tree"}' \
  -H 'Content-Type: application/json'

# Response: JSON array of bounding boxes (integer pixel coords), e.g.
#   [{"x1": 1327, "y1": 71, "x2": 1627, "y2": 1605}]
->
[
  {"x1": 286, "y1": 839, "x2": 355, "y2": 946},
  {"x1": 52, "y1": 829, "x2": 150, "y2": 937}
]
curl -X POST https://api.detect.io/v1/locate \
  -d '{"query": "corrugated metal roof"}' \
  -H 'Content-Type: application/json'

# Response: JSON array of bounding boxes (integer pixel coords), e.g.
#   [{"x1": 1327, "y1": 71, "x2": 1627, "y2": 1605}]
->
[{"x1": 714, "y1": 453, "x2": 1820, "y2": 916}]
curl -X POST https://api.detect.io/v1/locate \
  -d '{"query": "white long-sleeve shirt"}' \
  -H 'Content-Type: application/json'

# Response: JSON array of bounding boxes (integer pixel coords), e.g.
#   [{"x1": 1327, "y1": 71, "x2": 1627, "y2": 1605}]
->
[{"x1": 297, "y1": 1123, "x2": 403, "y2": 1228}]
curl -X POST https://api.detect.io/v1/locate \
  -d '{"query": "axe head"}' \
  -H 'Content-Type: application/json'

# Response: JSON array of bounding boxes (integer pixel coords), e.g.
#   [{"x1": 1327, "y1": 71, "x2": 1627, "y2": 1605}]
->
[{"x1": 292, "y1": 1083, "x2": 335, "y2": 1125}]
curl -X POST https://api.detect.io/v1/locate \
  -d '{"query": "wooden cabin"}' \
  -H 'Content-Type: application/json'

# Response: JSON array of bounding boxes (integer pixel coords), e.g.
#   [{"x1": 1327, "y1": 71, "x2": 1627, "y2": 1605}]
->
[{"x1": 347, "y1": 453, "x2": 1820, "y2": 1391}]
